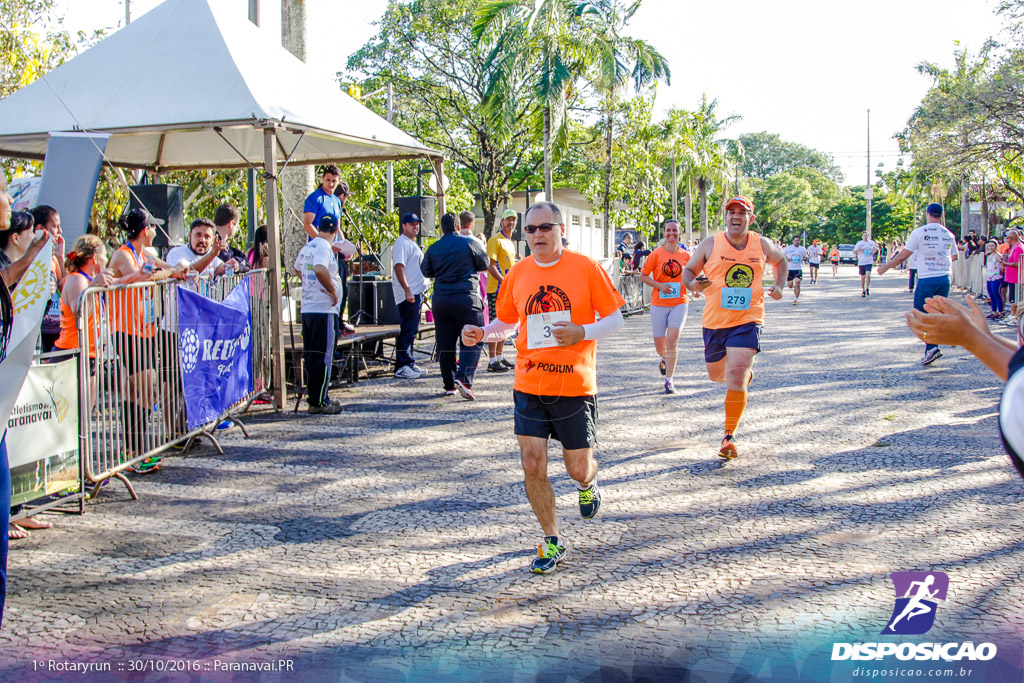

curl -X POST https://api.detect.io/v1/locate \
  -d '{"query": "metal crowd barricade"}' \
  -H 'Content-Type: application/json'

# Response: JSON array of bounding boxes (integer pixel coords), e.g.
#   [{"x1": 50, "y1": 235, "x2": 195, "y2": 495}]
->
[
  {"x1": 951, "y1": 252, "x2": 985, "y2": 295},
  {"x1": 619, "y1": 272, "x2": 646, "y2": 317},
  {"x1": 76, "y1": 269, "x2": 274, "y2": 499}
]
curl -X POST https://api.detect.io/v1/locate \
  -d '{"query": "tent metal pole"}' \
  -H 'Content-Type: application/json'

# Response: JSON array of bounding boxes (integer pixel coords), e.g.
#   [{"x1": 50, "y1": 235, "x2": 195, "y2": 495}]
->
[
  {"x1": 264, "y1": 125, "x2": 287, "y2": 407},
  {"x1": 433, "y1": 157, "x2": 446, "y2": 216}
]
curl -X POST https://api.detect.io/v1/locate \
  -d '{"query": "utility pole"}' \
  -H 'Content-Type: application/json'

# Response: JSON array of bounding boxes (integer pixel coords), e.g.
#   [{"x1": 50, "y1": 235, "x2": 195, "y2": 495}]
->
[
  {"x1": 865, "y1": 109, "x2": 872, "y2": 240},
  {"x1": 386, "y1": 84, "x2": 394, "y2": 214},
  {"x1": 125, "y1": 0, "x2": 131, "y2": 24},
  {"x1": 671, "y1": 152, "x2": 677, "y2": 221},
  {"x1": 248, "y1": 0, "x2": 260, "y2": 25}
]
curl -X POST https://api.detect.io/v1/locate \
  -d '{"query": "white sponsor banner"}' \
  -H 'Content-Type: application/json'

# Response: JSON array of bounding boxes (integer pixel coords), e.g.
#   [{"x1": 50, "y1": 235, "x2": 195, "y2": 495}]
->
[
  {"x1": 6, "y1": 359, "x2": 79, "y2": 468},
  {"x1": 0, "y1": 237, "x2": 54, "y2": 436}
]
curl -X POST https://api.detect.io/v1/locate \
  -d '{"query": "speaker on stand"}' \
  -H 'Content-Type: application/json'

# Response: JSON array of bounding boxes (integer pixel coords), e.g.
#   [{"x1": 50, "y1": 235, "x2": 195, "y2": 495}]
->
[
  {"x1": 397, "y1": 196, "x2": 436, "y2": 238},
  {"x1": 129, "y1": 184, "x2": 185, "y2": 250}
]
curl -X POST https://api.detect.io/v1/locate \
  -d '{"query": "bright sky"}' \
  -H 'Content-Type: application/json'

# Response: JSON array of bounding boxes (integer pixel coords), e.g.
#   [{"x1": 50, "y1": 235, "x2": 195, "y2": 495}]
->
[{"x1": 51, "y1": 0, "x2": 1005, "y2": 186}]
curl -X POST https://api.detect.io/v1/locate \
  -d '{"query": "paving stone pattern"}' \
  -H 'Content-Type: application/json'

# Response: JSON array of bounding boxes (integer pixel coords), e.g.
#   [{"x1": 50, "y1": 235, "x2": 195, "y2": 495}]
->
[{"x1": 1, "y1": 268, "x2": 1021, "y2": 682}]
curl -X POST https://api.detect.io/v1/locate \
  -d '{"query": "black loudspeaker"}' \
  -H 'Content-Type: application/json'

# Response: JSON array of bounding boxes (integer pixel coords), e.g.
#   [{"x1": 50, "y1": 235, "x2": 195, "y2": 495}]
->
[
  {"x1": 375, "y1": 282, "x2": 399, "y2": 325},
  {"x1": 129, "y1": 184, "x2": 185, "y2": 248},
  {"x1": 347, "y1": 279, "x2": 400, "y2": 326},
  {"x1": 511, "y1": 212, "x2": 524, "y2": 241},
  {"x1": 397, "y1": 196, "x2": 436, "y2": 237}
]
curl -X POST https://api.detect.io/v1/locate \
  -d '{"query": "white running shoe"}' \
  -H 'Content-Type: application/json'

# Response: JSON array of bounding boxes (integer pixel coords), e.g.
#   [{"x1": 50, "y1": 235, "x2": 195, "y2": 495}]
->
[{"x1": 395, "y1": 365, "x2": 421, "y2": 379}]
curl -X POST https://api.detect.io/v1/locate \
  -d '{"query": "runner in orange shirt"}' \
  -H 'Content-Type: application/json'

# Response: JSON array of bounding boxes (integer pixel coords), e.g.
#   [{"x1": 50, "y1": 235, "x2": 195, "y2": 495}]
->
[
  {"x1": 829, "y1": 245, "x2": 840, "y2": 277},
  {"x1": 462, "y1": 202, "x2": 625, "y2": 574},
  {"x1": 638, "y1": 219, "x2": 693, "y2": 394},
  {"x1": 683, "y1": 195, "x2": 787, "y2": 459},
  {"x1": 108, "y1": 208, "x2": 187, "y2": 464}
]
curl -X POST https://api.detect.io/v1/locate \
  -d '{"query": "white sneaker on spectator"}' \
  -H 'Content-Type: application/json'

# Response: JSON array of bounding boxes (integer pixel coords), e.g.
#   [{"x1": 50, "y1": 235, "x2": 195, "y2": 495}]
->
[
  {"x1": 395, "y1": 365, "x2": 421, "y2": 379},
  {"x1": 411, "y1": 364, "x2": 428, "y2": 377}
]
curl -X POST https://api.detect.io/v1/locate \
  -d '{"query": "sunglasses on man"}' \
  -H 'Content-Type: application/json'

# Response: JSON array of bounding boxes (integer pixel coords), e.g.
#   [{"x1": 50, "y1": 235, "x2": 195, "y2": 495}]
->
[{"x1": 523, "y1": 222, "x2": 562, "y2": 234}]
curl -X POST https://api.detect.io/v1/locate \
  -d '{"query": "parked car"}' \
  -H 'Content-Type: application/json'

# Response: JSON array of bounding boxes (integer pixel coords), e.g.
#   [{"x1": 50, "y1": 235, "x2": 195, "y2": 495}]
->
[{"x1": 838, "y1": 243, "x2": 856, "y2": 264}]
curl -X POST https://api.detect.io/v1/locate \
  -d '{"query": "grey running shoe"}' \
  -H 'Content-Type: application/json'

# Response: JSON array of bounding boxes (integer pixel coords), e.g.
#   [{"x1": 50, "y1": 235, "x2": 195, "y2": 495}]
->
[{"x1": 921, "y1": 347, "x2": 943, "y2": 366}]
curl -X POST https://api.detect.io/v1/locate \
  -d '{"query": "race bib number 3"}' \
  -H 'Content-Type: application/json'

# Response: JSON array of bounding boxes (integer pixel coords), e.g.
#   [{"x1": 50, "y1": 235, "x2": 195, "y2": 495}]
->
[
  {"x1": 721, "y1": 287, "x2": 752, "y2": 311},
  {"x1": 663, "y1": 282, "x2": 681, "y2": 298},
  {"x1": 526, "y1": 310, "x2": 572, "y2": 349}
]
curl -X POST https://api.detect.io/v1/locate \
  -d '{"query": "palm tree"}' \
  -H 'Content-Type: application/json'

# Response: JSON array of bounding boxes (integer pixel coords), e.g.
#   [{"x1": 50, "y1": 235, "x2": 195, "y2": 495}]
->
[
  {"x1": 661, "y1": 108, "x2": 697, "y2": 243},
  {"x1": 473, "y1": 0, "x2": 594, "y2": 199},
  {"x1": 586, "y1": 0, "x2": 670, "y2": 255},
  {"x1": 682, "y1": 95, "x2": 740, "y2": 239}
]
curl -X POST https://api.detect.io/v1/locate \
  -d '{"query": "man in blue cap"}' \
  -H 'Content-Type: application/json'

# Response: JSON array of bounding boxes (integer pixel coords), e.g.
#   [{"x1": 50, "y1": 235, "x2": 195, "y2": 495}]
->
[
  {"x1": 392, "y1": 213, "x2": 428, "y2": 379},
  {"x1": 878, "y1": 202, "x2": 959, "y2": 365}
]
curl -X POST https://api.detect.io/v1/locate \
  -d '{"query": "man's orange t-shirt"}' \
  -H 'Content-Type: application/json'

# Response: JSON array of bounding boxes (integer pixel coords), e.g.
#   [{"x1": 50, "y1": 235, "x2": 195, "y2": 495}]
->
[
  {"x1": 641, "y1": 245, "x2": 690, "y2": 306},
  {"x1": 496, "y1": 250, "x2": 625, "y2": 397}
]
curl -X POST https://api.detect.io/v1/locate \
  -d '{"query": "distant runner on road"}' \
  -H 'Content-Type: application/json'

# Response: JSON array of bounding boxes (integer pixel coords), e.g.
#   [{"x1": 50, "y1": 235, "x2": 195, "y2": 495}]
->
[
  {"x1": 682, "y1": 195, "x2": 787, "y2": 460},
  {"x1": 829, "y1": 245, "x2": 840, "y2": 277},
  {"x1": 461, "y1": 202, "x2": 625, "y2": 574},
  {"x1": 854, "y1": 232, "x2": 878, "y2": 297},
  {"x1": 807, "y1": 239, "x2": 823, "y2": 284},
  {"x1": 638, "y1": 219, "x2": 693, "y2": 394},
  {"x1": 782, "y1": 236, "x2": 808, "y2": 305}
]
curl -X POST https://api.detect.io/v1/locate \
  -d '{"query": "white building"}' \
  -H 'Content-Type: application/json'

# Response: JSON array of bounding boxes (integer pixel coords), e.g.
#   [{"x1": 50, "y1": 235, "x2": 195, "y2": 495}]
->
[{"x1": 472, "y1": 188, "x2": 614, "y2": 261}]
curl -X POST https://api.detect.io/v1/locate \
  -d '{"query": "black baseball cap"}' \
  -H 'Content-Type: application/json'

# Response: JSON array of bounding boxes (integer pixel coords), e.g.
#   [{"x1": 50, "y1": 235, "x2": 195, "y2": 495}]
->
[
  {"x1": 123, "y1": 207, "x2": 164, "y2": 234},
  {"x1": 401, "y1": 213, "x2": 422, "y2": 225},
  {"x1": 926, "y1": 203, "x2": 943, "y2": 217},
  {"x1": 319, "y1": 215, "x2": 339, "y2": 231}
]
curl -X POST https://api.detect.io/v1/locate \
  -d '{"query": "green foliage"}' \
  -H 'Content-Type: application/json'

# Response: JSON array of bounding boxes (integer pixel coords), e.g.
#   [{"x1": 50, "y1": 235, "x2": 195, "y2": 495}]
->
[
  {"x1": 348, "y1": 0, "x2": 539, "y2": 234},
  {"x1": 754, "y1": 172, "x2": 817, "y2": 240},
  {"x1": 739, "y1": 132, "x2": 843, "y2": 184},
  {"x1": 0, "y1": 0, "x2": 97, "y2": 98},
  {"x1": 1, "y1": 0, "x2": 102, "y2": 191},
  {"x1": 818, "y1": 187, "x2": 914, "y2": 244},
  {"x1": 581, "y1": 94, "x2": 667, "y2": 237}
]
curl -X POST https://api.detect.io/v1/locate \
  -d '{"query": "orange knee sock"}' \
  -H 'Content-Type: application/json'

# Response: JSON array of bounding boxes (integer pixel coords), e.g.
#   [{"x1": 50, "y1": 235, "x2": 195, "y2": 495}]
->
[{"x1": 724, "y1": 389, "x2": 748, "y2": 435}]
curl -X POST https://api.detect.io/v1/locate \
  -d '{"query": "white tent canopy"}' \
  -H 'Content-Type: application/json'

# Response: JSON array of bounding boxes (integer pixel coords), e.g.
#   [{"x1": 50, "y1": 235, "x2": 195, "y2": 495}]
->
[
  {"x1": 0, "y1": 0, "x2": 441, "y2": 170},
  {"x1": 0, "y1": 0, "x2": 446, "y2": 406}
]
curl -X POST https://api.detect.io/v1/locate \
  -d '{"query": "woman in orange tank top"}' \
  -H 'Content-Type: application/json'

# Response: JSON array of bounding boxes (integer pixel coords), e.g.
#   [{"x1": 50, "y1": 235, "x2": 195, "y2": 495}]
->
[{"x1": 55, "y1": 236, "x2": 114, "y2": 404}]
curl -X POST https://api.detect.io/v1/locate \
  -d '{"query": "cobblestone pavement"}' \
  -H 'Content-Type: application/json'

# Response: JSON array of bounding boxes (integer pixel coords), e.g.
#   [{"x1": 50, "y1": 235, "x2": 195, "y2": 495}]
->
[{"x1": 1, "y1": 267, "x2": 1022, "y2": 682}]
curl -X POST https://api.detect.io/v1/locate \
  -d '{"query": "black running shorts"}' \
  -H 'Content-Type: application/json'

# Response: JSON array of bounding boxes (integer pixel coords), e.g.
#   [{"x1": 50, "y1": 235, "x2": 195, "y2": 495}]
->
[
  {"x1": 513, "y1": 390, "x2": 597, "y2": 450},
  {"x1": 702, "y1": 322, "x2": 762, "y2": 363}
]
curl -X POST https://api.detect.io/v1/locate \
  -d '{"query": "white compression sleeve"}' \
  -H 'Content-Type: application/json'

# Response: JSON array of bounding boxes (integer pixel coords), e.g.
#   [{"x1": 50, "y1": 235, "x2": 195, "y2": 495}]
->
[
  {"x1": 479, "y1": 318, "x2": 518, "y2": 342},
  {"x1": 582, "y1": 310, "x2": 624, "y2": 341}
]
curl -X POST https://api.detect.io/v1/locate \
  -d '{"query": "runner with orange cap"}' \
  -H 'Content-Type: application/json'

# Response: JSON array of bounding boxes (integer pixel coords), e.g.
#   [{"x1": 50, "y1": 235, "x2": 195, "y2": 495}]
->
[{"x1": 682, "y1": 195, "x2": 787, "y2": 459}]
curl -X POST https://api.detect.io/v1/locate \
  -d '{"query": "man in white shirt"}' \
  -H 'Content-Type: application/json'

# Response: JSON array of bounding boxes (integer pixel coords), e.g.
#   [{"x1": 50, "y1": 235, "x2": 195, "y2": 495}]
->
[
  {"x1": 853, "y1": 232, "x2": 878, "y2": 297},
  {"x1": 807, "y1": 240, "x2": 823, "y2": 284},
  {"x1": 392, "y1": 213, "x2": 428, "y2": 379},
  {"x1": 782, "y1": 236, "x2": 809, "y2": 305},
  {"x1": 878, "y1": 203, "x2": 958, "y2": 365},
  {"x1": 166, "y1": 218, "x2": 229, "y2": 278},
  {"x1": 293, "y1": 215, "x2": 343, "y2": 414}
]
